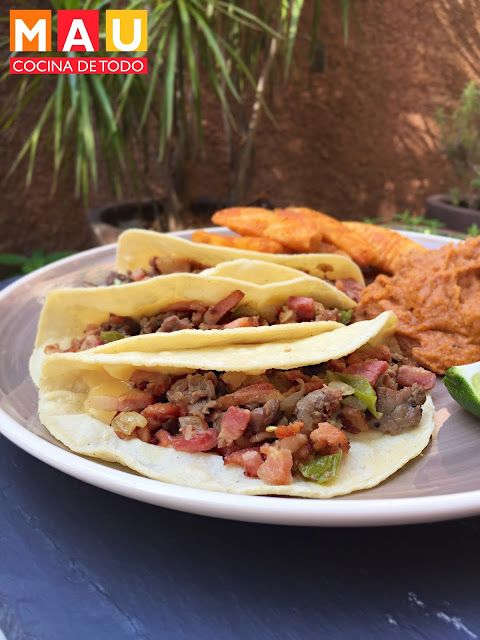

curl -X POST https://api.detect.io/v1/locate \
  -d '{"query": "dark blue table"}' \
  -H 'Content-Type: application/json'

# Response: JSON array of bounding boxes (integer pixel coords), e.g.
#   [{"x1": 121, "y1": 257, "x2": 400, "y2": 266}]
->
[{"x1": 1, "y1": 277, "x2": 480, "y2": 639}]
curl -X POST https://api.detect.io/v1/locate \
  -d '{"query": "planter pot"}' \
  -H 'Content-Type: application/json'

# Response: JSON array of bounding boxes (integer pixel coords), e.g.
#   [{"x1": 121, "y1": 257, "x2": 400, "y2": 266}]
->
[
  {"x1": 425, "y1": 194, "x2": 480, "y2": 232},
  {"x1": 88, "y1": 198, "x2": 226, "y2": 245}
]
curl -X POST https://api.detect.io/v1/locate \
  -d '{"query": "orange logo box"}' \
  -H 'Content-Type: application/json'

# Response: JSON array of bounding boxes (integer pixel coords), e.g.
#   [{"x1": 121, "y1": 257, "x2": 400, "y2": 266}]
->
[{"x1": 10, "y1": 10, "x2": 51, "y2": 52}]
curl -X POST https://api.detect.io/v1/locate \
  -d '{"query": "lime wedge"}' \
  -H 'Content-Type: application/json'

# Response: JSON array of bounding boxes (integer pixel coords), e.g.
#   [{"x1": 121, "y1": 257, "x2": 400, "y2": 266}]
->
[{"x1": 444, "y1": 362, "x2": 480, "y2": 419}]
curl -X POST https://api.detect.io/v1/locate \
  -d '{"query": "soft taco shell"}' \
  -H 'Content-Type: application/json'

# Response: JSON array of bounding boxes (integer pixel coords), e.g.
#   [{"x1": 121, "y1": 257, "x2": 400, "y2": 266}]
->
[
  {"x1": 30, "y1": 271, "x2": 354, "y2": 385},
  {"x1": 116, "y1": 230, "x2": 365, "y2": 284},
  {"x1": 38, "y1": 311, "x2": 435, "y2": 498}
]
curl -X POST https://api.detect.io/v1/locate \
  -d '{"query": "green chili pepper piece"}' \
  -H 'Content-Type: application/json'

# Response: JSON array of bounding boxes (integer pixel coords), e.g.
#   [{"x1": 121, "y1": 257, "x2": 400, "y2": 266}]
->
[
  {"x1": 338, "y1": 309, "x2": 353, "y2": 325},
  {"x1": 327, "y1": 371, "x2": 382, "y2": 418},
  {"x1": 299, "y1": 451, "x2": 343, "y2": 483},
  {"x1": 100, "y1": 330, "x2": 126, "y2": 343}
]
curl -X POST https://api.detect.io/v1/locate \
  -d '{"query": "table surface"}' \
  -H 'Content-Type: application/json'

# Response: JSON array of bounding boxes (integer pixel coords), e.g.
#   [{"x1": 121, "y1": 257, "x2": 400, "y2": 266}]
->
[{"x1": 1, "y1": 277, "x2": 480, "y2": 640}]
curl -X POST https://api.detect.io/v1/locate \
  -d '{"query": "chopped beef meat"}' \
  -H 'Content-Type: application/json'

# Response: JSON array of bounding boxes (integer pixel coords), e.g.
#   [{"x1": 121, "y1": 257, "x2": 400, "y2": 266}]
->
[
  {"x1": 293, "y1": 387, "x2": 343, "y2": 430},
  {"x1": 374, "y1": 364, "x2": 398, "y2": 391},
  {"x1": 129, "y1": 370, "x2": 172, "y2": 395},
  {"x1": 247, "y1": 399, "x2": 281, "y2": 434},
  {"x1": 341, "y1": 406, "x2": 369, "y2": 433},
  {"x1": 371, "y1": 383, "x2": 426, "y2": 434},
  {"x1": 159, "y1": 315, "x2": 194, "y2": 332},
  {"x1": 216, "y1": 383, "x2": 280, "y2": 410},
  {"x1": 166, "y1": 372, "x2": 217, "y2": 417}
]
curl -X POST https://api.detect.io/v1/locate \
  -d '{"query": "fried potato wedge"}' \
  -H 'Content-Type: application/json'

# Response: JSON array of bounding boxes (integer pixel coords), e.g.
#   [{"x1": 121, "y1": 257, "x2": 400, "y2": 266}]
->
[
  {"x1": 344, "y1": 222, "x2": 426, "y2": 274},
  {"x1": 212, "y1": 207, "x2": 325, "y2": 253},
  {"x1": 213, "y1": 207, "x2": 376, "y2": 267},
  {"x1": 191, "y1": 230, "x2": 290, "y2": 254}
]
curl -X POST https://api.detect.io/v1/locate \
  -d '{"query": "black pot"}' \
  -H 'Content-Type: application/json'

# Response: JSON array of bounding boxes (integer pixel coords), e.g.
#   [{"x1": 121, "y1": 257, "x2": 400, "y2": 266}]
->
[
  {"x1": 88, "y1": 198, "x2": 227, "y2": 245},
  {"x1": 425, "y1": 194, "x2": 480, "y2": 232}
]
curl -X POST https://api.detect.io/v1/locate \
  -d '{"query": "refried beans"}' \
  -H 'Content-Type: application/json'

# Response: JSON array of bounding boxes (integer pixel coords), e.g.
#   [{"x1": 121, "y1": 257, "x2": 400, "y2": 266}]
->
[{"x1": 354, "y1": 236, "x2": 480, "y2": 374}]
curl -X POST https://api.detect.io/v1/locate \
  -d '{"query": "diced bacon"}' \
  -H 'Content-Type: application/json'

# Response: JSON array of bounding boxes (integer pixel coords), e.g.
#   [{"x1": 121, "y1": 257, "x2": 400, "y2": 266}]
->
[
  {"x1": 223, "y1": 316, "x2": 260, "y2": 329},
  {"x1": 44, "y1": 343, "x2": 61, "y2": 354},
  {"x1": 203, "y1": 290, "x2": 245, "y2": 324},
  {"x1": 257, "y1": 445, "x2": 294, "y2": 485},
  {"x1": 275, "y1": 433, "x2": 308, "y2": 454},
  {"x1": 141, "y1": 402, "x2": 181, "y2": 429},
  {"x1": 276, "y1": 420, "x2": 304, "y2": 438},
  {"x1": 218, "y1": 406, "x2": 251, "y2": 447},
  {"x1": 345, "y1": 353, "x2": 362, "y2": 366},
  {"x1": 303, "y1": 380, "x2": 325, "y2": 394},
  {"x1": 116, "y1": 391, "x2": 156, "y2": 412},
  {"x1": 224, "y1": 447, "x2": 263, "y2": 477},
  {"x1": 135, "y1": 426, "x2": 151, "y2": 443},
  {"x1": 130, "y1": 370, "x2": 172, "y2": 395},
  {"x1": 357, "y1": 345, "x2": 391, "y2": 362},
  {"x1": 172, "y1": 428, "x2": 218, "y2": 452},
  {"x1": 329, "y1": 358, "x2": 346, "y2": 373},
  {"x1": 396, "y1": 365, "x2": 436, "y2": 390},
  {"x1": 216, "y1": 383, "x2": 280, "y2": 410},
  {"x1": 287, "y1": 296, "x2": 316, "y2": 321},
  {"x1": 79, "y1": 334, "x2": 104, "y2": 350},
  {"x1": 341, "y1": 406, "x2": 369, "y2": 433},
  {"x1": 131, "y1": 268, "x2": 147, "y2": 281},
  {"x1": 344, "y1": 360, "x2": 389, "y2": 386},
  {"x1": 335, "y1": 278, "x2": 363, "y2": 302},
  {"x1": 285, "y1": 370, "x2": 311, "y2": 383},
  {"x1": 310, "y1": 422, "x2": 350, "y2": 455},
  {"x1": 156, "y1": 429, "x2": 174, "y2": 447}
]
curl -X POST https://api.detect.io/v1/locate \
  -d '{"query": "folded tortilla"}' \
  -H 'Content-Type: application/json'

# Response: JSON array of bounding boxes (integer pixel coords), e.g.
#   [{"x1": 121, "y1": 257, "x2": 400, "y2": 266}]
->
[
  {"x1": 30, "y1": 271, "x2": 356, "y2": 386},
  {"x1": 116, "y1": 229, "x2": 365, "y2": 284},
  {"x1": 38, "y1": 311, "x2": 435, "y2": 498}
]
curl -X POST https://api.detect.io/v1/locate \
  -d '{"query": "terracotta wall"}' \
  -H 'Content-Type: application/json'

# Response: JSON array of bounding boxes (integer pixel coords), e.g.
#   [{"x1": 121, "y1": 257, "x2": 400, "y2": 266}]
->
[{"x1": 1, "y1": 0, "x2": 478, "y2": 254}]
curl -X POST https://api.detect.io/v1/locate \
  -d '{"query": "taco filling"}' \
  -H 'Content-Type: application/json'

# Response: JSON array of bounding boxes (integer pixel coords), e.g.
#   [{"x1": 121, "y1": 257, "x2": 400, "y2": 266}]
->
[
  {"x1": 45, "y1": 290, "x2": 353, "y2": 354},
  {"x1": 87, "y1": 345, "x2": 435, "y2": 486},
  {"x1": 104, "y1": 255, "x2": 209, "y2": 285}
]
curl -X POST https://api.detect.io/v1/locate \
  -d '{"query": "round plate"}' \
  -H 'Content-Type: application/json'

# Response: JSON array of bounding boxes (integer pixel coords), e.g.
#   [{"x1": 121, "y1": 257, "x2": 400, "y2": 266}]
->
[{"x1": 1, "y1": 229, "x2": 479, "y2": 526}]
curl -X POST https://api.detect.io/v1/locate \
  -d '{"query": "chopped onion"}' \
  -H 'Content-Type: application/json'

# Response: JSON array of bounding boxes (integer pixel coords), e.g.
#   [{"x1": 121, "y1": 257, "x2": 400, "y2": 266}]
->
[
  {"x1": 87, "y1": 394, "x2": 121, "y2": 411},
  {"x1": 111, "y1": 411, "x2": 147, "y2": 435},
  {"x1": 328, "y1": 381, "x2": 355, "y2": 396}
]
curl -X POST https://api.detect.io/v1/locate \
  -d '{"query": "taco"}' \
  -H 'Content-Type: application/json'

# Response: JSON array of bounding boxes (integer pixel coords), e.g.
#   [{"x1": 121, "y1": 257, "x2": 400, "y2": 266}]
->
[
  {"x1": 38, "y1": 311, "x2": 436, "y2": 498},
  {"x1": 30, "y1": 271, "x2": 356, "y2": 385},
  {"x1": 108, "y1": 230, "x2": 364, "y2": 300}
]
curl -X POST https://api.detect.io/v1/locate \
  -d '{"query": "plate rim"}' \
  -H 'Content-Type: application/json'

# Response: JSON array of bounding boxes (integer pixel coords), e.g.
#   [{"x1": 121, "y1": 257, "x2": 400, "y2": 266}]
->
[{"x1": 1, "y1": 226, "x2": 478, "y2": 527}]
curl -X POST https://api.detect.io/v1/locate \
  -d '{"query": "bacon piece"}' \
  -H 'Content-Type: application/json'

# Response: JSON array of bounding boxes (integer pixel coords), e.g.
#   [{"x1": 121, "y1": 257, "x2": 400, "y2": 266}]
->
[
  {"x1": 287, "y1": 296, "x2": 316, "y2": 321},
  {"x1": 203, "y1": 290, "x2": 245, "y2": 324},
  {"x1": 341, "y1": 406, "x2": 369, "y2": 433},
  {"x1": 344, "y1": 360, "x2": 389, "y2": 386},
  {"x1": 276, "y1": 421, "x2": 304, "y2": 438},
  {"x1": 131, "y1": 268, "x2": 147, "y2": 281},
  {"x1": 335, "y1": 278, "x2": 363, "y2": 302},
  {"x1": 172, "y1": 428, "x2": 218, "y2": 452},
  {"x1": 44, "y1": 343, "x2": 61, "y2": 354},
  {"x1": 257, "y1": 445, "x2": 294, "y2": 485},
  {"x1": 329, "y1": 358, "x2": 346, "y2": 373},
  {"x1": 79, "y1": 334, "x2": 104, "y2": 350},
  {"x1": 156, "y1": 429, "x2": 174, "y2": 447},
  {"x1": 217, "y1": 406, "x2": 251, "y2": 447},
  {"x1": 396, "y1": 365, "x2": 436, "y2": 390},
  {"x1": 310, "y1": 422, "x2": 350, "y2": 454},
  {"x1": 357, "y1": 345, "x2": 391, "y2": 362},
  {"x1": 303, "y1": 381, "x2": 325, "y2": 394},
  {"x1": 141, "y1": 403, "x2": 181, "y2": 429},
  {"x1": 285, "y1": 370, "x2": 311, "y2": 383},
  {"x1": 117, "y1": 391, "x2": 156, "y2": 412},
  {"x1": 223, "y1": 316, "x2": 260, "y2": 329},
  {"x1": 216, "y1": 383, "x2": 280, "y2": 410},
  {"x1": 224, "y1": 447, "x2": 263, "y2": 477},
  {"x1": 130, "y1": 370, "x2": 172, "y2": 395}
]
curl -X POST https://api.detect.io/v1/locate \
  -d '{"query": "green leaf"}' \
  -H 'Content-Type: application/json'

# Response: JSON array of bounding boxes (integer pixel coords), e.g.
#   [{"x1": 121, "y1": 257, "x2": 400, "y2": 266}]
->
[{"x1": 0, "y1": 253, "x2": 27, "y2": 266}]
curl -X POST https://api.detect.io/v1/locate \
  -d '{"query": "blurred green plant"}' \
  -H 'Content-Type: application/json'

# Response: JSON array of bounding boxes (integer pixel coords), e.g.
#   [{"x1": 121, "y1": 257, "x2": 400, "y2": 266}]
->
[
  {"x1": 0, "y1": 250, "x2": 75, "y2": 276},
  {"x1": 436, "y1": 80, "x2": 480, "y2": 210},
  {"x1": 1, "y1": 0, "x2": 356, "y2": 229}
]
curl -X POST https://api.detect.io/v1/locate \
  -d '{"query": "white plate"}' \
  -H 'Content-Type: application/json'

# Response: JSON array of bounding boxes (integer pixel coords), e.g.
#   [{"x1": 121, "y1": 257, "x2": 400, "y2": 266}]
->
[{"x1": 1, "y1": 228, "x2": 479, "y2": 527}]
